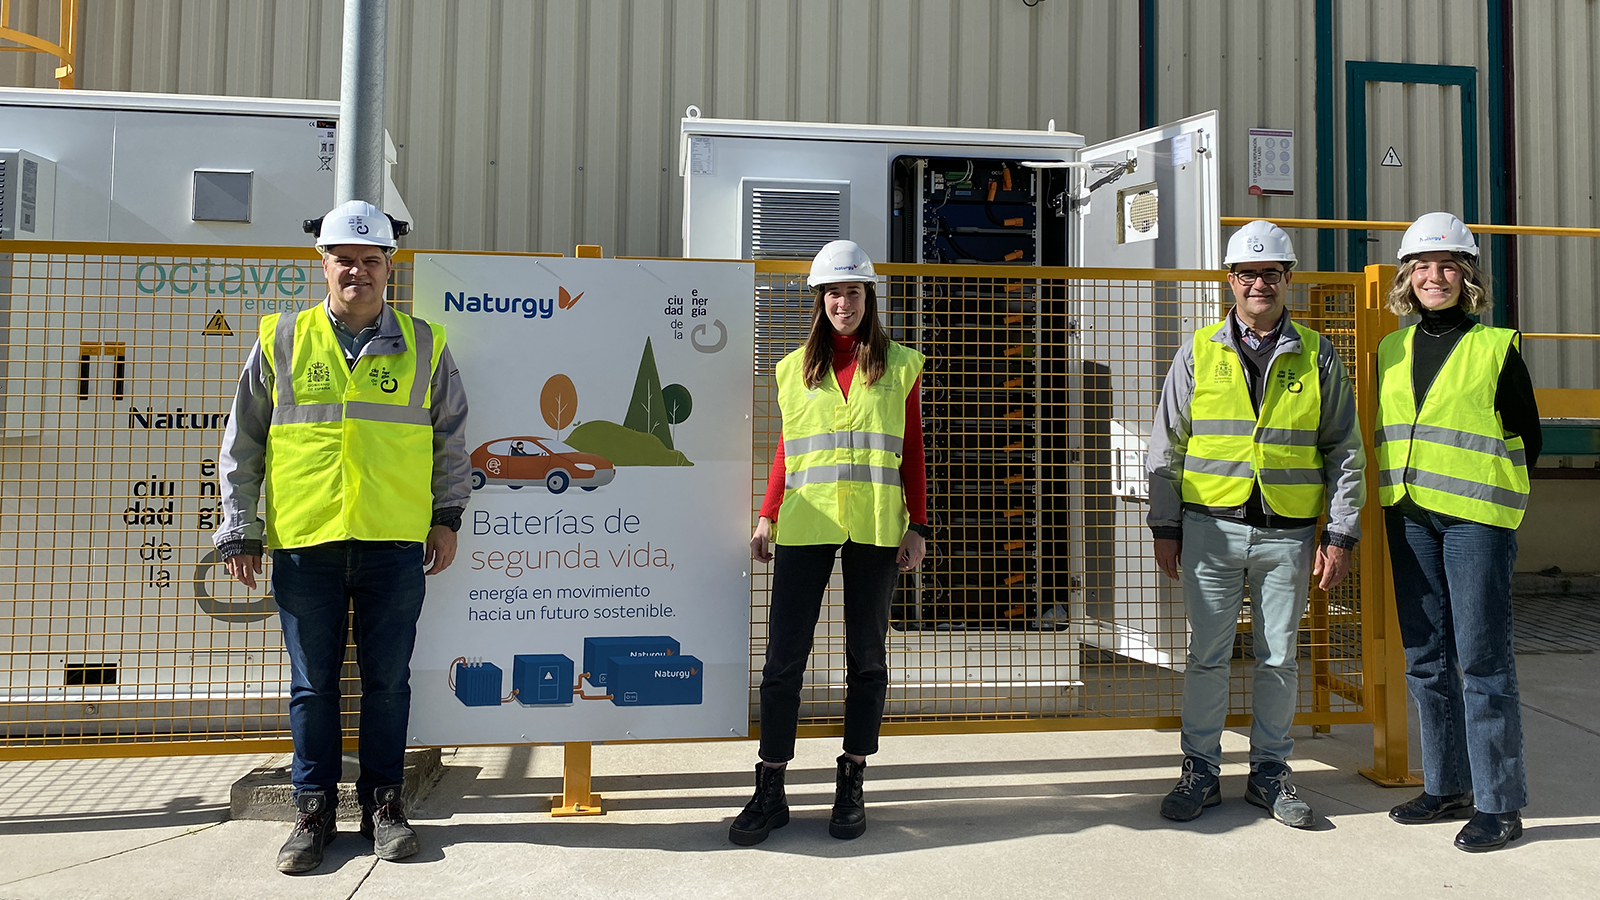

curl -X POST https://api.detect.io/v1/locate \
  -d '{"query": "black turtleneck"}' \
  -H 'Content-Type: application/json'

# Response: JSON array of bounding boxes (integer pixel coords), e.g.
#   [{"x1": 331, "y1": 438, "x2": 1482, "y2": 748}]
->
[{"x1": 1410, "y1": 305, "x2": 1542, "y2": 466}]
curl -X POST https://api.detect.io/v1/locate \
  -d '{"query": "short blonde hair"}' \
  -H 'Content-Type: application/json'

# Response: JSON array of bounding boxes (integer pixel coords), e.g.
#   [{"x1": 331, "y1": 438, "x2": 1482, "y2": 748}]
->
[{"x1": 1386, "y1": 252, "x2": 1493, "y2": 316}]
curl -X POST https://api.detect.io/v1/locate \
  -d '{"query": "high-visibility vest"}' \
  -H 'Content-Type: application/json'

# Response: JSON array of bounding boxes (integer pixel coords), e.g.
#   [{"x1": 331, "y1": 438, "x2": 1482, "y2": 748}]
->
[
  {"x1": 1181, "y1": 320, "x2": 1327, "y2": 519},
  {"x1": 260, "y1": 305, "x2": 445, "y2": 548},
  {"x1": 1376, "y1": 324, "x2": 1528, "y2": 528},
  {"x1": 772, "y1": 340, "x2": 925, "y2": 547}
]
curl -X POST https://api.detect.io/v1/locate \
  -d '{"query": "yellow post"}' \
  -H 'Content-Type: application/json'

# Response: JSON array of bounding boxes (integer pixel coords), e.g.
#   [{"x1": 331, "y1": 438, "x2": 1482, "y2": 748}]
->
[
  {"x1": 1353, "y1": 264, "x2": 1419, "y2": 787},
  {"x1": 550, "y1": 741, "x2": 604, "y2": 817},
  {"x1": 575, "y1": 244, "x2": 603, "y2": 258}
]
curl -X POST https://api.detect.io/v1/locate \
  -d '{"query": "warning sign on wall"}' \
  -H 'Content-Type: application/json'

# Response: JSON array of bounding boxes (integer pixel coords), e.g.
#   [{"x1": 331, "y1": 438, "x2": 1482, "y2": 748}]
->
[{"x1": 1248, "y1": 128, "x2": 1294, "y2": 196}]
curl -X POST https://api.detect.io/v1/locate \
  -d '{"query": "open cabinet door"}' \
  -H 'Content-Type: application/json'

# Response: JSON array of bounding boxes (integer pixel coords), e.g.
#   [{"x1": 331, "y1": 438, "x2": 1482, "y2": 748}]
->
[
  {"x1": 1062, "y1": 111, "x2": 1220, "y2": 671},
  {"x1": 1071, "y1": 111, "x2": 1220, "y2": 269}
]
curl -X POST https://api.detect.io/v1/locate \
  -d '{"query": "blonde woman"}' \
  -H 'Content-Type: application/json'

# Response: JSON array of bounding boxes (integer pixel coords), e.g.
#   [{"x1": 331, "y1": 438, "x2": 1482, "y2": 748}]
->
[{"x1": 1375, "y1": 212, "x2": 1540, "y2": 852}]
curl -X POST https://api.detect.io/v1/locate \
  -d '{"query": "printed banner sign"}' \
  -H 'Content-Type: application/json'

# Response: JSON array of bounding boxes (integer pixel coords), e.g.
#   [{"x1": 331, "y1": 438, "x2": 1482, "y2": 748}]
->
[{"x1": 407, "y1": 256, "x2": 755, "y2": 745}]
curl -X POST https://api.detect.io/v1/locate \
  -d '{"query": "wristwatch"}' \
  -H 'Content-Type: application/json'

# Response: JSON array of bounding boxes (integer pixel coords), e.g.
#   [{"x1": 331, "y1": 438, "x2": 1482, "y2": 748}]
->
[{"x1": 907, "y1": 522, "x2": 933, "y2": 539}]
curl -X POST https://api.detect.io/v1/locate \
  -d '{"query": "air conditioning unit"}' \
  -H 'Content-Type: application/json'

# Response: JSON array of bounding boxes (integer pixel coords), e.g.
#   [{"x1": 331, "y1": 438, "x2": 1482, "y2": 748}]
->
[{"x1": 0, "y1": 148, "x2": 56, "y2": 240}]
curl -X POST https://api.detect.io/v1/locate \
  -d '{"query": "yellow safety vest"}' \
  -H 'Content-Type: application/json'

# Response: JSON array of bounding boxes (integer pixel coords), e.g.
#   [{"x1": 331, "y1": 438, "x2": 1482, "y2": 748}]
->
[
  {"x1": 1376, "y1": 324, "x2": 1528, "y2": 528},
  {"x1": 1181, "y1": 320, "x2": 1327, "y2": 519},
  {"x1": 260, "y1": 305, "x2": 445, "y2": 549},
  {"x1": 772, "y1": 341, "x2": 926, "y2": 547}
]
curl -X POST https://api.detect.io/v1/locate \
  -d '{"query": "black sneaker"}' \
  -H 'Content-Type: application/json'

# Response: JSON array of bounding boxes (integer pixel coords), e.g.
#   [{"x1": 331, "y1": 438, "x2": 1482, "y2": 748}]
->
[
  {"x1": 360, "y1": 785, "x2": 420, "y2": 861},
  {"x1": 1160, "y1": 757, "x2": 1221, "y2": 821},
  {"x1": 1245, "y1": 762, "x2": 1314, "y2": 828},
  {"x1": 276, "y1": 791, "x2": 338, "y2": 874}
]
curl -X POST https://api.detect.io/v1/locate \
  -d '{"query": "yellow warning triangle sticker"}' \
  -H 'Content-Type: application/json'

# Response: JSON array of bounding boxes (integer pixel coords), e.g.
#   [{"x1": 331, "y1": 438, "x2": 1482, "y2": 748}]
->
[{"x1": 203, "y1": 310, "x2": 234, "y2": 336}]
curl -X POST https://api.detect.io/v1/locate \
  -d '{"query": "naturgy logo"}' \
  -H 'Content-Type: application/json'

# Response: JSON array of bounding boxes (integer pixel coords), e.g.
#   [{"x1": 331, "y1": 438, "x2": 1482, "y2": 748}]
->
[{"x1": 444, "y1": 286, "x2": 584, "y2": 319}]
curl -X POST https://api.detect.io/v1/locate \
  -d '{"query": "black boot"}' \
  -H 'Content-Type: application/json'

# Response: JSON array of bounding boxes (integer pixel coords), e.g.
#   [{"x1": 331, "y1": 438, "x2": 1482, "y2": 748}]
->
[
  {"x1": 1455, "y1": 811, "x2": 1523, "y2": 852},
  {"x1": 829, "y1": 755, "x2": 867, "y2": 840},
  {"x1": 728, "y1": 763, "x2": 789, "y2": 846},
  {"x1": 276, "y1": 790, "x2": 338, "y2": 874}
]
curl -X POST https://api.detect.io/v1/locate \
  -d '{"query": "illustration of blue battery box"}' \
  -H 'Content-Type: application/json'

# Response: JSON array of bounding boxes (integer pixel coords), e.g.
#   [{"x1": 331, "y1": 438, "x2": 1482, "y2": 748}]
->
[
  {"x1": 453, "y1": 660, "x2": 503, "y2": 707},
  {"x1": 512, "y1": 654, "x2": 575, "y2": 706},
  {"x1": 582, "y1": 636, "x2": 679, "y2": 687},
  {"x1": 605, "y1": 654, "x2": 703, "y2": 706}
]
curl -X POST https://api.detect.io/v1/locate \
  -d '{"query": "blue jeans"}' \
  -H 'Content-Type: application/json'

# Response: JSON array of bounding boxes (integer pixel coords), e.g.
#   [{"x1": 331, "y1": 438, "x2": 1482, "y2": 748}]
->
[
  {"x1": 1386, "y1": 505, "x2": 1527, "y2": 813},
  {"x1": 273, "y1": 540, "x2": 427, "y2": 807},
  {"x1": 757, "y1": 541, "x2": 900, "y2": 763},
  {"x1": 1179, "y1": 510, "x2": 1315, "y2": 773}
]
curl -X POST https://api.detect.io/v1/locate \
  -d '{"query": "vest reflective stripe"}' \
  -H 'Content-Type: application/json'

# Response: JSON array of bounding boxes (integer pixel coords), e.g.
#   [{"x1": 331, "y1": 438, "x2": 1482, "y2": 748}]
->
[
  {"x1": 783, "y1": 431, "x2": 905, "y2": 456},
  {"x1": 773, "y1": 341, "x2": 926, "y2": 547},
  {"x1": 1376, "y1": 324, "x2": 1528, "y2": 528},
  {"x1": 261, "y1": 306, "x2": 445, "y2": 548},
  {"x1": 1181, "y1": 320, "x2": 1327, "y2": 519},
  {"x1": 785, "y1": 463, "x2": 904, "y2": 489}
]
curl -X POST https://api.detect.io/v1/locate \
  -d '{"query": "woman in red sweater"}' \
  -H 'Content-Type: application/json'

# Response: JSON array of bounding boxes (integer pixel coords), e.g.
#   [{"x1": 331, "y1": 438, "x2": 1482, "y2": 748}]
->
[{"x1": 729, "y1": 241, "x2": 929, "y2": 846}]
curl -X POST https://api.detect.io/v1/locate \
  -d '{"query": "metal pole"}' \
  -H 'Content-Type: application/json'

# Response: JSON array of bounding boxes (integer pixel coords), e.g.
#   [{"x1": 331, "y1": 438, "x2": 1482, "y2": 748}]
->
[{"x1": 335, "y1": 0, "x2": 387, "y2": 206}]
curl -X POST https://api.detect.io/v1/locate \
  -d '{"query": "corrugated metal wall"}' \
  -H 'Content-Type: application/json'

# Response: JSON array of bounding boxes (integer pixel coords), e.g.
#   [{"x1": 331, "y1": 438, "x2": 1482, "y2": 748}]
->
[
  {"x1": 3, "y1": 0, "x2": 1141, "y2": 257},
  {"x1": 4, "y1": 0, "x2": 1598, "y2": 387},
  {"x1": 1513, "y1": 1, "x2": 1600, "y2": 390}
]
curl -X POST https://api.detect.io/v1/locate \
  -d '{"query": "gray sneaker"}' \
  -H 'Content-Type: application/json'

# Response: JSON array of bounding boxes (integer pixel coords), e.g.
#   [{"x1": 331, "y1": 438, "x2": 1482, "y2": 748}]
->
[
  {"x1": 1245, "y1": 762, "x2": 1314, "y2": 828},
  {"x1": 1160, "y1": 756, "x2": 1221, "y2": 821}
]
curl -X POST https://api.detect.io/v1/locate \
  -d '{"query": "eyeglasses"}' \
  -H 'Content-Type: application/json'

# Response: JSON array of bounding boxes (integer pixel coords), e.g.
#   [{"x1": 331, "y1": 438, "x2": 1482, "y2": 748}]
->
[{"x1": 1231, "y1": 269, "x2": 1285, "y2": 285}]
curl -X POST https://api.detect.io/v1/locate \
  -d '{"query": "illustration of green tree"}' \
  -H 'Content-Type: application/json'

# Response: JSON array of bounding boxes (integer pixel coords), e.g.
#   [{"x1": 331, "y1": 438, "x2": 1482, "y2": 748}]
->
[
  {"x1": 662, "y1": 383, "x2": 693, "y2": 446},
  {"x1": 540, "y1": 374, "x2": 578, "y2": 439},
  {"x1": 623, "y1": 338, "x2": 673, "y2": 449}
]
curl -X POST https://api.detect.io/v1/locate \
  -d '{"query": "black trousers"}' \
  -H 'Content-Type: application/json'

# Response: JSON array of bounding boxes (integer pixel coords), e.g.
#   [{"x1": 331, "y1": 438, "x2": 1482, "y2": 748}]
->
[{"x1": 758, "y1": 540, "x2": 900, "y2": 763}]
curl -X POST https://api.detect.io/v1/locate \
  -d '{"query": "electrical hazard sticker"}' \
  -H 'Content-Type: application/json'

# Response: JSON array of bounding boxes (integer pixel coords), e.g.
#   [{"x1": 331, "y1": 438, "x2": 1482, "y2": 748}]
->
[{"x1": 202, "y1": 311, "x2": 233, "y2": 337}]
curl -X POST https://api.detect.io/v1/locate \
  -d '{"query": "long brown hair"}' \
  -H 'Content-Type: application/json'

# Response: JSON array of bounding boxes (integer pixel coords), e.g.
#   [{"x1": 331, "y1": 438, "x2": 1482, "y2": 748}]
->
[{"x1": 801, "y1": 282, "x2": 889, "y2": 389}]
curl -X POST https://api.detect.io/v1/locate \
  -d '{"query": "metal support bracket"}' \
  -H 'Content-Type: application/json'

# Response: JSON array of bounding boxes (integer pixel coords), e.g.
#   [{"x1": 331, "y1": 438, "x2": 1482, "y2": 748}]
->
[{"x1": 550, "y1": 741, "x2": 604, "y2": 817}]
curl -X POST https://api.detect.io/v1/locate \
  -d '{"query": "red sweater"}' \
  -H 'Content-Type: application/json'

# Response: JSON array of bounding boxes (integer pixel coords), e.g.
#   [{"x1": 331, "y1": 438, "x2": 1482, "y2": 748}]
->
[{"x1": 760, "y1": 332, "x2": 928, "y2": 526}]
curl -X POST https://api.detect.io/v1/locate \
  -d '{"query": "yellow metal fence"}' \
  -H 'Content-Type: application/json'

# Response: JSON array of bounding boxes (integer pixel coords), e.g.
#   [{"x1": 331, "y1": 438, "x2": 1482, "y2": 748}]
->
[{"x1": 0, "y1": 242, "x2": 1406, "y2": 782}]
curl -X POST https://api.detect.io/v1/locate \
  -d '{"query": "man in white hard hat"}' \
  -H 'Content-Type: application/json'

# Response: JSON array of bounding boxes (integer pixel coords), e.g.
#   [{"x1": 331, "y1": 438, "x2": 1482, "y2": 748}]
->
[
  {"x1": 1145, "y1": 220, "x2": 1364, "y2": 829},
  {"x1": 215, "y1": 200, "x2": 471, "y2": 873}
]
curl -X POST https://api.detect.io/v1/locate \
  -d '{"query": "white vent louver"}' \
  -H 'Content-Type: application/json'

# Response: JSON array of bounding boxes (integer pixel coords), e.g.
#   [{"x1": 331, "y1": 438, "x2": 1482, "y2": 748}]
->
[
  {"x1": 743, "y1": 179, "x2": 852, "y2": 373},
  {"x1": 742, "y1": 179, "x2": 850, "y2": 260},
  {"x1": 748, "y1": 187, "x2": 843, "y2": 259}
]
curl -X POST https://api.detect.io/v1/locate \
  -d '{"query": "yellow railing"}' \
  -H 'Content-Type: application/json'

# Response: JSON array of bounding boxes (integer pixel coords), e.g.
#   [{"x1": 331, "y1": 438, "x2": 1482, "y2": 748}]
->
[
  {"x1": 0, "y1": 242, "x2": 1412, "y2": 789},
  {"x1": 0, "y1": 0, "x2": 78, "y2": 88}
]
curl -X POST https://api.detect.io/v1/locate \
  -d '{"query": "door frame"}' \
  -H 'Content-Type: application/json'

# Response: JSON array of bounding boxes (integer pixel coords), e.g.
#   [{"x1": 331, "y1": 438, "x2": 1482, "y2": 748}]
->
[{"x1": 1344, "y1": 61, "x2": 1479, "y2": 273}]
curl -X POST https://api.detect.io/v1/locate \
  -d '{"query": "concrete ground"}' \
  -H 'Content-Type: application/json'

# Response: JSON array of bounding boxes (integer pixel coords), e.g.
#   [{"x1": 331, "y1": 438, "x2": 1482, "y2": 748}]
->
[{"x1": 1, "y1": 647, "x2": 1595, "y2": 900}]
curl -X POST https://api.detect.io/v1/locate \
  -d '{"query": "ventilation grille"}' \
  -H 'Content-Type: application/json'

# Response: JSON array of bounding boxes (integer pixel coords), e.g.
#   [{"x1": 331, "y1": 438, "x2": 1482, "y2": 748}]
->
[{"x1": 747, "y1": 187, "x2": 843, "y2": 260}]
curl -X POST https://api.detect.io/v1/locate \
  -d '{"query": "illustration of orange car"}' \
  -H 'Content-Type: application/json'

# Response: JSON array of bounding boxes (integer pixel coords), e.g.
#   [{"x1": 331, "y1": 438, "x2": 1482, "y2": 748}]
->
[{"x1": 469, "y1": 436, "x2": 616, "y2": 494}]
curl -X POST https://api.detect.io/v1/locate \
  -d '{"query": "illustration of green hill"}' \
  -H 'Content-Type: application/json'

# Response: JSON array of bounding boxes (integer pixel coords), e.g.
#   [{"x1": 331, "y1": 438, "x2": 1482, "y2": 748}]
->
[{"x1": 566, "y1": 420, "x2": 693, "y2": 467}]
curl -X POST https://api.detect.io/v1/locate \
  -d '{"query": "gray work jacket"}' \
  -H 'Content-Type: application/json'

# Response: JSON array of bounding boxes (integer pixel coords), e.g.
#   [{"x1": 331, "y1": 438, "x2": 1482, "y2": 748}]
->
[
  {"x1": 213, "y1": 298, "x2": 472, "y2": 557},
  {"x1": 1146, "y1": 310, "x2": 1365, "y2": 544}
]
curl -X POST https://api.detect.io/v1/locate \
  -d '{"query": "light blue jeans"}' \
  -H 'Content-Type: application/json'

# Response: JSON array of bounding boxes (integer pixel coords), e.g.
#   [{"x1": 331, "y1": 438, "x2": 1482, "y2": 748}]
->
[{"x1": 1179, "y1": 510, "x2": 1316, "y2": 773}]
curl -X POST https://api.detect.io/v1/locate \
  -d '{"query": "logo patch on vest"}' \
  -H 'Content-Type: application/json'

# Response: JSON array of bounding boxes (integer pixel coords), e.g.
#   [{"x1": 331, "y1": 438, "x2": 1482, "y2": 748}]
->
[
  {"x1": 371, "y1": 365, "x2": 400, "y2": 394},
  {"x1": 304, "y1": 361, "x2": 332, "y2": 393},
  {"x1": 1275, "y1": 366, "x2": 1304, "y2": 394},
  {"x1": 1212, "y1": 359, "x2": 1234, "y2": 383}
]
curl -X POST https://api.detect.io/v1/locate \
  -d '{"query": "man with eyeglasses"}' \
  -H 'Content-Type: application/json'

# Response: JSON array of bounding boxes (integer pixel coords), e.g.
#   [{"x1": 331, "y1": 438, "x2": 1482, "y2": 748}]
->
[
  {"x1": 1145, "y1": 220, "x2": 1365, "y2": 829},
  {"x1": 216, "y1": 200, "x2": 471, "y2": 873}
]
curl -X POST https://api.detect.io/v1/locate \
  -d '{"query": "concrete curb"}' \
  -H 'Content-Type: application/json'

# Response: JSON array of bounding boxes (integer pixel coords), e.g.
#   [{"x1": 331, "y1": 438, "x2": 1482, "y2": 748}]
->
[
  {"x1": 228, "y1": 747, "x2": 444, "y2": 822},
  {"x1": 1514, "y1": 572, "x2": 1600, "y2": 596}
]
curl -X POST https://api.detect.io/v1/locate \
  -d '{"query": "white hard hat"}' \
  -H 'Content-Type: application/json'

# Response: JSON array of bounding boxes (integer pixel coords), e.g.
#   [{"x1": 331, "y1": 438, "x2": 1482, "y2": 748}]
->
[
  {"x1": 1397, "y1": 211, "x2": 1478, "y2": 260},
  {"x1": 310, "y1": 199, "x2": 399, "y2": 251},
  {"x1": 1223, "y1": 220, "x2": 1296, "y2": 267},
  {"x1": 807, "y1": 240, "x2": 878, "y2": 288}
]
